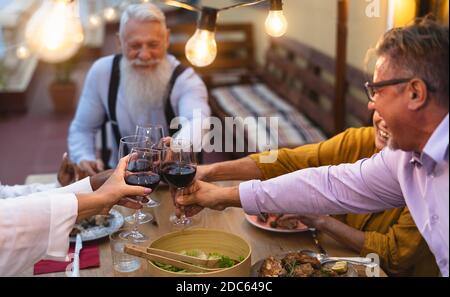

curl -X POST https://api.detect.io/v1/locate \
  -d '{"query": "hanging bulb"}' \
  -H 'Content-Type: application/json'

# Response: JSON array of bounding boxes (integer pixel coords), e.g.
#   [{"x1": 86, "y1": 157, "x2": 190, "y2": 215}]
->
[
  {"x1": 103, "y1": 7, "x2": 118, "y2": 22},
  {"x1": 186, "y1": 29, "x2": 217, "y2": 67},
  {"x1": 25, "y1": 0, "x2": 84, "y2": 63},
  {"x1": 265, "y1": 0, "x2": 288, "y2": 37},
  {"x1": 16, "y1": 45, "x2": 31, "y2": 60},
  {"x1": 89, "y1": 14, "x2": 101, "y2": 28},
  {"x1": 185, "y1": 7, "x2": 218, "y2": 67}
]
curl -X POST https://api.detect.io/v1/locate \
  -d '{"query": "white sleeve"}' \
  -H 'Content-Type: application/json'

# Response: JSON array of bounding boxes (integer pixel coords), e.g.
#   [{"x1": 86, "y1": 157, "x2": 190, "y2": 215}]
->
[
  {"x1": 171, "y1": 67, "x2": 211, "y2": 152},
  {"x1": 0, "y1": 192, "x2": 78, "y2": 276},
  {"x1": 0, "y1": 183, "x2": 58, "y2": 199},
  {"x1": 68, "y1": 59, "x2": 108, "y2": 164},
  {"x1": 0, "y1": 177, "x2": 93, "y2": 199}
]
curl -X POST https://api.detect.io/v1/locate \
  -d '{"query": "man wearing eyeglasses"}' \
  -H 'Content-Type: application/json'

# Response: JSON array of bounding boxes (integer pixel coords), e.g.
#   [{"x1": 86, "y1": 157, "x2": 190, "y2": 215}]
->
[{"x1": 176, "y1": 18, "x2": 449, "y2": 276}]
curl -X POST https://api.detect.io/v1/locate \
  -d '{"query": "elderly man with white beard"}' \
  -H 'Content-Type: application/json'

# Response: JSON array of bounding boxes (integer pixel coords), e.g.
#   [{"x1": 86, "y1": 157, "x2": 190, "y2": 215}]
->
[{"x1": 68, "y1": 3, "x2": 211, "y2": 175}]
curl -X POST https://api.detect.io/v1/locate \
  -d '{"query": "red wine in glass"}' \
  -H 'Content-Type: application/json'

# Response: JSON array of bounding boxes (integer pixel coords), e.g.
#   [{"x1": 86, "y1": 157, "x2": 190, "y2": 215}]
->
[
  {"x1": 162, "y1": 163, "x2": 196, "y2": 188},
  {"x1": 125, "y1": 173, "x2": 161, "y2": 191}
]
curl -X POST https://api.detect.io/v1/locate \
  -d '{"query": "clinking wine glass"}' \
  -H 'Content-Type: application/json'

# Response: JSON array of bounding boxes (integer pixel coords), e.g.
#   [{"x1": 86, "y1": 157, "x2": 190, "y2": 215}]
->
[
  {"x1": 161, "y1": 139, "x2": 197, "y2": 226},
  {"x1": 118, "y1": 135, "x2": 153, "y2": 225},
  {"x1": 120, "y1": 147, "x2": 161, "y2": 242},
  {"x1": 134, "y1": 124, "x2": 165, "y2": 207}
]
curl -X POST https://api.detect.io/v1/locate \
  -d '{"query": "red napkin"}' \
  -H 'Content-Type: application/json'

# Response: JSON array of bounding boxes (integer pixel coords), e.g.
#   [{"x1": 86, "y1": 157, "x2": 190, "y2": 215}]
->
[{"x1": 33, "y1": 243, "x2": 100, "y2": 275}]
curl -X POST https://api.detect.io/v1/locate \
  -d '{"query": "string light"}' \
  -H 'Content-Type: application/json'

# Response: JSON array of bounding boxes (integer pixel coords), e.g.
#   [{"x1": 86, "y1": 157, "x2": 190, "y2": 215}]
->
[
  {"x1": 265, "y1": 0, "x2": 288, "y2": 37},
  {"x1": 25, "y1": 0, "x2": 84, "y2": 63},
  {"x1": 89, "y1": 14, "x2": 102, "y2": 28},
  {"x1": 103, "y1": 7, "x2": 118, "y2": 22},
  {"x1": 159, "y1": 0, "x2": 288, "y2": 67},
  {"x1": 185, "y1": 7, "x2": 218, "y2": 67},
  {"x1": 16, "y1": 45, "x2": 31, "y2": 60}
]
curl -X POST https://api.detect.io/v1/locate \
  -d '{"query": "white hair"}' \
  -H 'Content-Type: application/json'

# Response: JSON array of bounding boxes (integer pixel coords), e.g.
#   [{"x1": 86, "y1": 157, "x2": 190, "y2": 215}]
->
[{"x1": 119, "y1": 3, "x2": 167, "y2": 41}]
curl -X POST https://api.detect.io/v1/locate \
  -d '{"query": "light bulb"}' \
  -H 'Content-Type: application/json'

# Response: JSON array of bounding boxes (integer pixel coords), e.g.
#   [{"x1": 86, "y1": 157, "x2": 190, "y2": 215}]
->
[
  {"x1": 265, "y1": 10, "x2": 288, "y2": 37},
  {"x1": 103, "y1": 7, "x2": 117, "y2": 22},
  {"x1": 89, "y1": 14, "x2": 101, "y2": 28},
  {"x1": 25, "y1": 0, "x2": 84, "y2": 63},
  {"x1": 185, "y1": 29, "x2": 217, "y2": 67},
  {"x1": 16, "y1": 46, "x2": 31, "y2": 60}
]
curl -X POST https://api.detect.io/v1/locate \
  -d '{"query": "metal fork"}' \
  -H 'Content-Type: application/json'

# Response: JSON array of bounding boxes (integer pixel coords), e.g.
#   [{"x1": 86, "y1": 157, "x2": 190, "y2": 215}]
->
[{"x1": 309, "y1": 228, "x2": 327, "y2": 256}]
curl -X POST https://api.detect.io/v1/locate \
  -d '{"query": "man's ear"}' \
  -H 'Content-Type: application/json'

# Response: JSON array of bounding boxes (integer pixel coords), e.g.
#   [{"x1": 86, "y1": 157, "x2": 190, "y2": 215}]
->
[{"x1": 407, "y1": 78, "x2": 428, "y2": 111}]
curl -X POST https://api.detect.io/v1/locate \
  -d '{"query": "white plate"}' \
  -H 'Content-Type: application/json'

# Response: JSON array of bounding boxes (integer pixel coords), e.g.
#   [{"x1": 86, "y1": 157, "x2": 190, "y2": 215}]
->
[
  {"x1": 69, "y1": 209, "x2": 124, "y2": 242},
  {"x1": 245, "y1": 214, "x2": 309, "y2": 233}
]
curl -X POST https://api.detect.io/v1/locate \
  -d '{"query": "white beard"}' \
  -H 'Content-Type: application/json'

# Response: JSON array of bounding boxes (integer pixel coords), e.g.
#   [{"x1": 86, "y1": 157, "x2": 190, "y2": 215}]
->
[{"x1": 120, "y1": 57, "x2": 172, "y2": 118}]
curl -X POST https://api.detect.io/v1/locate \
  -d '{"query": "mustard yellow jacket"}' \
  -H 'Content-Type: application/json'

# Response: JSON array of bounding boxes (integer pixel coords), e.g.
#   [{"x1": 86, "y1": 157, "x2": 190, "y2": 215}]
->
[{"x1": 249, "y1": 127, "x2": 439, "y2": 276}]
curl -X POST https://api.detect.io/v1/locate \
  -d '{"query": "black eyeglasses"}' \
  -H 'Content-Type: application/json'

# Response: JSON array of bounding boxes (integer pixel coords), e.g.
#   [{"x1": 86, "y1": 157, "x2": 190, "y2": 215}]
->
[
  {"x1": 364, "y1": 77, "x2": 437, "y2": 102},
  {"x1": 364, "y1": 78, "x2": 413, "y2": 102}
]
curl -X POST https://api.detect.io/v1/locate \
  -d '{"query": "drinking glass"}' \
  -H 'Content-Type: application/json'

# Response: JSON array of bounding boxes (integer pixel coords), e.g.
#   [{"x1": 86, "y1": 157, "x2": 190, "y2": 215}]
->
[
  {"x1": 135, "y1": 124, "x2": 164, "y2": 149},
  {"x1": 135, "y1": 124, "x2": 165, "y2": 207},
  {"x1": 118, "y1": 135, "x2": 153, "y2": 224},
  {"x1": 110, "y1": 229, "x2": 141, "y2": 273},
  {"x1": 120, "y1": 147, "x2": 161, "y2": 242},
  {"x1": 161, "y1": 139, "x2": 197, "y2": 226}
]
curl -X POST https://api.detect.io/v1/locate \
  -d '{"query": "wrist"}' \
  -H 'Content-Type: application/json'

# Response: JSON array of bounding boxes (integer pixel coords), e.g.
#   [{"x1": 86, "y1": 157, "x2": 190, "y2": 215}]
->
[
  {"x1": 315, "y1": 216, "x2": 331, "y2": 231},
  {"x1": 222, "y1": 186, "x2": 241, "y2": 208}
]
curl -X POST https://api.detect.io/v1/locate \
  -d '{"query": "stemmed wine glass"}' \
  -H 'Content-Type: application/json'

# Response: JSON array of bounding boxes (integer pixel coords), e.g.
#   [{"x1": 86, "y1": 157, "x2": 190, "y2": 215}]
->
[
  {"x1": 135, "y1": 124, "x2": 164, "y2": 148},
  {"x1": 161, "y1": 139, "x2": 197, "y2": 226},
  {"x1": 135, "y1": 124, "x2": 165, "y2": 207},
  {"x1": 118, "y1": 135, "x2": 153, "y2": 224},
  {"x1": 120, "y1": 147, "x2": 161, "y2": 242}
]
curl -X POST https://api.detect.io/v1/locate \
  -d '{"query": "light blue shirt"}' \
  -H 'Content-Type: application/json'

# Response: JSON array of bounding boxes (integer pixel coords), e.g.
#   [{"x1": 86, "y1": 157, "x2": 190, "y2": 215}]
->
[
  {"x1": 68, "y1": 54, "x2": 210, "y2": 166},
  {"x1": 240, "y1": 114, "x2": 449, "y2": 276}
]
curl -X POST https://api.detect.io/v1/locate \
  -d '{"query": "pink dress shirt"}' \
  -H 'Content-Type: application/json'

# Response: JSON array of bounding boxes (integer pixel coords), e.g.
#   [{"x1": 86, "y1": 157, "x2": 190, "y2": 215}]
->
[{"x1": 240, "y1": 114, "x2": 449, "y2": 276}]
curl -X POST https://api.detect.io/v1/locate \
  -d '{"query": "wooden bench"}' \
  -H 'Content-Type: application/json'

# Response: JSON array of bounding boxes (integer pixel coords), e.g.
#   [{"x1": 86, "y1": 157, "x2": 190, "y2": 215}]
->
[{"x1": 208, "y1": 36, "x2": 371, "y2": 155}]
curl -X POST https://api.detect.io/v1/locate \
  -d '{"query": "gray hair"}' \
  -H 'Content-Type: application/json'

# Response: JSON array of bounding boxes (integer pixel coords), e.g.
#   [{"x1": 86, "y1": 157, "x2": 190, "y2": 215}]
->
[
  {"x1": 374, "y1": 17, "x2": 449, "y2": 109},
  {"x1": 119, "y1": 3, "x2": 167, "y2": 41}
]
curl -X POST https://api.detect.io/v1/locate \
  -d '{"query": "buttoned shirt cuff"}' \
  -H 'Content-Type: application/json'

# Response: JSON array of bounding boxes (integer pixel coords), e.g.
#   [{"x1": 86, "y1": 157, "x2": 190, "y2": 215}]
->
[
  {"x1": 45, "y1": 193, "x2": 78, "y2": 259},
  {"x1": 239, "y1": 180, "x2": 262, "y2": 215}
]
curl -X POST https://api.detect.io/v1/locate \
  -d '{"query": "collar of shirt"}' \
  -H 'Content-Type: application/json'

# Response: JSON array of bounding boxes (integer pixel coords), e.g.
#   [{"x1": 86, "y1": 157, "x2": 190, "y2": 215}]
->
[{"x1": 418, "y1": 114, "x2": 449, "y2": 174}]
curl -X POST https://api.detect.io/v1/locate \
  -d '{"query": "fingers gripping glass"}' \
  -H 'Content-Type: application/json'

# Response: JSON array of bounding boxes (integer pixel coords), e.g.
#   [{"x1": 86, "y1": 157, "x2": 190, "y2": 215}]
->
[
  {"x1": 121, "y1": 148, "x2": 161, "y2": 242},
  {"x1": 135, "y1": 124, "x2": 165, "y2": 207},
  {"x1": 118, "y1": 135, "x2": 153, "y2": 225},
  {"x1": 161, "y1": 139, "x2": 197, "y2": 226}
]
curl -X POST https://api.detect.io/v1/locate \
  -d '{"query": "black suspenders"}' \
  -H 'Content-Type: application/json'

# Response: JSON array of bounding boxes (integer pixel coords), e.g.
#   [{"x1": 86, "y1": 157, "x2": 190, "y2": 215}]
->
[{"x1": 100, "y1": 54, "x2": 187, "y2": 165}]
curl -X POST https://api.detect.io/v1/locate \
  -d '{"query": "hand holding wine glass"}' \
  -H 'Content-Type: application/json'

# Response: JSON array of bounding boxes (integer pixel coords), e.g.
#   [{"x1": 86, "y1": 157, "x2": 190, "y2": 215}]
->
[
  {"x1": 161, "y1": 139, "x2": 197, "y2": 226},
  {"x1": 121, "y1": 147, "x2": 161, "y2": 242}
]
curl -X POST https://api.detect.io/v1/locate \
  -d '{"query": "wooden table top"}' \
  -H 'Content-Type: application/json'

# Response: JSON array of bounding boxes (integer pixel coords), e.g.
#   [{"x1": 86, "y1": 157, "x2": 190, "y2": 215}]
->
[{"x1": 19, "y1": 179, "x2": 386, "y2": 277}]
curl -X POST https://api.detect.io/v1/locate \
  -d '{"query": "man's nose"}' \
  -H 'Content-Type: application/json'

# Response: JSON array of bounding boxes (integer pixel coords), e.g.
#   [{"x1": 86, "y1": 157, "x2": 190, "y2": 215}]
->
[{"x1": 137, "y1": 47, "x2": 152, "y2": 61}]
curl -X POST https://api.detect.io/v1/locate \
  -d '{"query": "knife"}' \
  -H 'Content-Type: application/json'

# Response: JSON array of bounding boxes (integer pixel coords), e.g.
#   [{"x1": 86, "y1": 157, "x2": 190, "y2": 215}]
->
[
  {"x1": 309, "y1": 228, "x2": 327, "y2": 256},
  {"x1": 72, "y1": 233, "x2": 82, "y2": 277}
]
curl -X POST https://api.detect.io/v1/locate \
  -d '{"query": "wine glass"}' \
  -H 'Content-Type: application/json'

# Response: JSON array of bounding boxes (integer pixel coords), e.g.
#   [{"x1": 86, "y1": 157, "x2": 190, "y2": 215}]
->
[
  {"x1": 120, "y1": 147, "x2": 161, "y2": 242},
  {"x1": 135, "y1": 124, "x2": 164, "y2": 149},
  {"x1": 135, "y1": 124, "x2": 165, "y2": 207},
  {"x1": 161, "y1": 139, "x2": 197, "y2": 226},
  {"x1": 119, "y1": 135, "x2": 153, "y2": 224}
]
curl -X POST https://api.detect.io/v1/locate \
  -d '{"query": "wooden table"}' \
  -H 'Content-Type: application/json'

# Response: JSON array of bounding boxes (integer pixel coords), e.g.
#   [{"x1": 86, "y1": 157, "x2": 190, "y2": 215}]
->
[{"x1": 20, "y1": 177, "x2": 385, "y2": 277}]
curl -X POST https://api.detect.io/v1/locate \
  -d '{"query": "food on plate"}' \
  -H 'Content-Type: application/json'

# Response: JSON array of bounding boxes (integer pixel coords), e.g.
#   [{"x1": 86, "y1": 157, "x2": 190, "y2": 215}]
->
[
  {"x1": 154, "y1": 249, "x2": 244, "y2": 273},
  {"x1": 259, "y1": 256, "x2": 287, "y2": 277},
  {"x1": 256, "y1": 213, "x2": 304, "y2": 230},
  {"x1": 70, "y1": 214, "x2": 111, "y2": 236},
  {"x1": 331, "y1": 261, "x2": 348, "y2": 274},
  {"x1": 258, "y1": 251, "x2": 348, "y2": 277}
]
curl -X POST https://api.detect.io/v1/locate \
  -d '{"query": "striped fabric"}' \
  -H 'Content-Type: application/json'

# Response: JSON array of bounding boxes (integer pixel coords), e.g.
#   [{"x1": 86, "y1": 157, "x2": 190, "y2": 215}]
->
[{"x1": 211, "y1": 83, "x2": 326, "y2": 151}]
